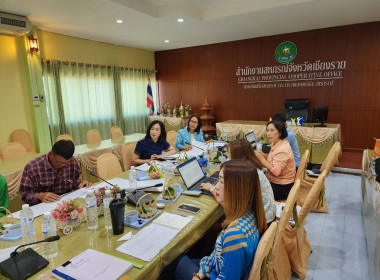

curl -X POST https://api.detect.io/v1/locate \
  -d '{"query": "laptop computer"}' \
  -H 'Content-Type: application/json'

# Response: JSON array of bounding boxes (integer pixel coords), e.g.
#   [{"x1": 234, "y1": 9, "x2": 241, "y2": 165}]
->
[
  {"x1": 245, "y1": 131, "x2": 257, "y2": 148},
  {"x1": 177, "y1": 157, "x2": 218, "y2": 195}
]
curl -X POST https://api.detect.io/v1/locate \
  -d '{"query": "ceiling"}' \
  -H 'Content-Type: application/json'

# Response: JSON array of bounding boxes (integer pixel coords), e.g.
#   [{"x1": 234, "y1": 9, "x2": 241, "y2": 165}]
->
[{"x1": 1, "y1": 0, "x2": 380, "y2": 51}]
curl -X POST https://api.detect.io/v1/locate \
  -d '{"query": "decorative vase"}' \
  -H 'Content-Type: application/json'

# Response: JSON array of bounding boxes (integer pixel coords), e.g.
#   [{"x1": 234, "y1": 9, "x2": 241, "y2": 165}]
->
[{"x1": 185, "y1": 110, "x2": 189, "y2": 117}]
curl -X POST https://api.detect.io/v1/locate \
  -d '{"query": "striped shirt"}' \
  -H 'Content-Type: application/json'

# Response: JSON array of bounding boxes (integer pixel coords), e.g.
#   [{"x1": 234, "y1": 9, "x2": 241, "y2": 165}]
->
[
  {"x1": 19, "y1": 154, "x2": 81, "y2": 205},
  {"x1": 200, "y1": 210, "x2": 259, "y2": 280}
]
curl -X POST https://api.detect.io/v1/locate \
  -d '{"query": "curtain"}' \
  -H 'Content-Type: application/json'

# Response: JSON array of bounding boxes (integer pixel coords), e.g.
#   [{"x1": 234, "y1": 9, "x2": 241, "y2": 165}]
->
[
  {"x1": 119, "y1": 68, "x2": 157, "y2": 134},
  {"x1": 41, "y1": 60, "x2": 156, "y2": 145}
]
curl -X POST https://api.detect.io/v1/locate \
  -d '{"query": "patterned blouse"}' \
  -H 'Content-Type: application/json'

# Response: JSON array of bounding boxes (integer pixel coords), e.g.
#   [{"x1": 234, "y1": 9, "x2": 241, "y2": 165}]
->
[
  {"x1": 257, "y1": 169, "x2": 276, "y2": 223},
  {"x1": 200, "y1": 210, "x2": 259, "y2": 280}
]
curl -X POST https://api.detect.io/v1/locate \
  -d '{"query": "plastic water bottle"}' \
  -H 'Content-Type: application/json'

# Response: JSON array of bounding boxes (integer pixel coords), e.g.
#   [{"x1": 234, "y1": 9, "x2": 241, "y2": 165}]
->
[
  {"x1": 129, "y1": 166, "x2": 137, "y2": 193},
  {"x1": 20, "y1": 204, "x2": 37, "y2": 247},
  {"x1": 103, "y1": 190, "x2": 113, "y2": 230},
  {"x1": 85, "y1": 190, "x2": 98, "y2": 230},
  {"x1": 41, "y1": 212, "x2": 58, "y2": 259}
]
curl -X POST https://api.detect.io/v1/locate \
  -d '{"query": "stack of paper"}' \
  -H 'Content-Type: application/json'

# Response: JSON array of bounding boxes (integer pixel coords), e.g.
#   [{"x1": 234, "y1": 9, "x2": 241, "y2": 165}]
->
[{"x1": 116, "y1": 213, "x2": 192, "y2": 261}]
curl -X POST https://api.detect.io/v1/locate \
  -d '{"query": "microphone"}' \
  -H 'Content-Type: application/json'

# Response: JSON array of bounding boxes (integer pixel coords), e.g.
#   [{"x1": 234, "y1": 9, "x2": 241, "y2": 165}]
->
[
  {"x1": 204, "y1": 134, "x2": 217, "y2": 140},
  {"x1": 11, "y1": 235, "x2": 60, "y2": 257},
  {"x1": 185, "y1": 142, "x2": 205, "y2": 151},
  {"x1": 0, "y1": 235, "x2": 60, "y2": 280},
  {"x1": 89, "y1": 171, "x2": 117, "y2": 187}
]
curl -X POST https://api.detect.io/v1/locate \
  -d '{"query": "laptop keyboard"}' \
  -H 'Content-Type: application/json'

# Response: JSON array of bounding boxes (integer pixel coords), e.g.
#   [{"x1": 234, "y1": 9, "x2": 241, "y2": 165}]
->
[{"x1": 191, "y1": 177, "x2": 218, "y2": 191}]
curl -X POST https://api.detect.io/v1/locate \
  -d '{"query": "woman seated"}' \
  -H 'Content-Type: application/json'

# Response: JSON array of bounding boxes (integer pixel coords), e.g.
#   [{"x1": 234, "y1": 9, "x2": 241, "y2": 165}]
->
[
  {"x1": 176, "y1": 115, "x2": 205, "y2": 151},
  {"x1": 255, "y1": 121, "x2": 296, "y2": 201},
  {"x1": 132, "y1": 120, "x2": 176, "y2": 165},
  {"x1": 225, "y1": 139, "x2": 276, "y2": 223},
  {"x1": 161, "y1": 160, "x2": 266, "y2": 280}
]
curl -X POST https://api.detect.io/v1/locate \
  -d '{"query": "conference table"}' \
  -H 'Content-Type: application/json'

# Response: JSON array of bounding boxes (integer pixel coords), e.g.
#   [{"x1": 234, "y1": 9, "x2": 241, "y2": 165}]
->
[
  {"x1": 0, "y1": 168, "x2": 224, "y2": 280},
  {"x1": 216, "y1": 120, "x2": 342, "y2": 164}
]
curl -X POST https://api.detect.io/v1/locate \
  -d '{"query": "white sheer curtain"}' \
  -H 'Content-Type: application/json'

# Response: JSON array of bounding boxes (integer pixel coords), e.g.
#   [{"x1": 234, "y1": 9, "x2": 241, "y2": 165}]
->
[{"x1": 119, "y1": 68, "x2": 157, "y2": 134}]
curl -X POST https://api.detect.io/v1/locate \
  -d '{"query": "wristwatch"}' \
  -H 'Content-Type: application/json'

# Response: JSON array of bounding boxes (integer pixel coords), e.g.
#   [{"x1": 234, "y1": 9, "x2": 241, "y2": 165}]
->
[{"x1": 209, "y1": 186, "x2": 216, "y2": 193}]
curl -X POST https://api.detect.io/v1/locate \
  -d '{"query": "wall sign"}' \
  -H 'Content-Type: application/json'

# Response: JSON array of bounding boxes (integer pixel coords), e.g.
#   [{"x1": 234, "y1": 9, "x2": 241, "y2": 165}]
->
[
  {"x1": 236, "y1": 41, "x2": 347, "y2": 89},
  {"x1": 275, "y1": 41, "x2": 297, "y2": 64}
]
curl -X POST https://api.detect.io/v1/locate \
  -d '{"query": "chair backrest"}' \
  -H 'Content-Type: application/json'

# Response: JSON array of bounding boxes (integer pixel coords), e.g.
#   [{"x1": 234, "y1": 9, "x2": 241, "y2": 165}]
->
[
  {"x1": 11, "y1": 129, "x2": 35, "y2": 154},
  {"x1": 295, "y1": 150, "x2": 310, "y2": 181},
  {"x1": 298, "y1": 171, "x2": 327, "y2": 223},
  {"x1": 274, "y1": 179, "x2": 301, "y2": 248},
  {"x1": 248, "y1": 222, "x2": 278, "y2": 280},
  {"x1": 96, "y1": 153, "x2": 123, "y2": 180},
  {"x1": 111, "y1": 126, "x2": 123, "y2": 143},
  {"x1": 121, "y1": 141, "x2": 138, "y2": 171},
  {"x1": 56, "y1": 134, "x2": 75, "y2": 144},
  {"x1": 1, "y1": 142, "x2": 28, "y2": 161},
  {"x1": 86, "y1": 129, "x2": 102, "y2": 148},
  {"x1": 320, "y1": 141, "x2": 341, "y2": 174},
  {"x1": 166, "y1": 130, "x2": 177, "y2": 149}
]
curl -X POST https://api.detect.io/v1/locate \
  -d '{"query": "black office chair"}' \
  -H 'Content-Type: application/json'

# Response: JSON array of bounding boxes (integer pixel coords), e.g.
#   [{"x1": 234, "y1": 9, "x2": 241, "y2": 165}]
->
[{"x1": 284, "y1": 99, "x2": 309, "y2": 121}]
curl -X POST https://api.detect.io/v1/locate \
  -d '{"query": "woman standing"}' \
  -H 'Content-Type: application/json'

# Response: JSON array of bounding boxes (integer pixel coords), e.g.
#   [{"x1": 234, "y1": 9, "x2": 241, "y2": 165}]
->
[
  {"x1": 256, "y1": 121, "x2": 296, "y2": 200},
  {"x1": 132, "y1": 120, "x2": 176, "y2": 165},
  {"x1": 176, "y1": 115, "x2": 205, "y2": 151},
  {"x1": 162, "y1": 160, "x2": 267, "y2": 280}
]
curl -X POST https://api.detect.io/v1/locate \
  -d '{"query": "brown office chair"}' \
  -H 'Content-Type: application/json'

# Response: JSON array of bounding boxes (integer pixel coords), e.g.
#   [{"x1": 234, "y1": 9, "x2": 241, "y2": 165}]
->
[
  {"x1": 56, "y1": 134, "x2": 75, "y2": 144},
  {"x1": 166, "y1": 130, "x2": 177, "y2": 149},
  {"x1": 96, "y1": 153, "x2": 123, "y2": 180},
  {"x1": 111, "y1": 126, "x2": 123, "y2": 143},
  {"x1": 1, "y1": 142, "x2": 28, "y2": 161},
  {"x1": 11, "y1": 129, "x2": 36, "y2": 155},
  {"x1": 86, "y1": 129, "x2": 102, "y2": 148},
  {"x1": 284, "y1": 171, "x2": 327, "y2": 279},
  {"x1": 271, "y1": 179, "x2": 300, "y2": 280},
  {"x1": 248, "y1": 222, "x2": 278, "y2": 280},
  {"x1": 121, "y1": 141, "x2": 137, "y2": 171}
]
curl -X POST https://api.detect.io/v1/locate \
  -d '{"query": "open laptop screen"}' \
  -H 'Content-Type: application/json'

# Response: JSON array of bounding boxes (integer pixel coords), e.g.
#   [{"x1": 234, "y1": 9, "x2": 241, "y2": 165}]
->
[
  {"x1": 245, "y1": 131, "x2": 256, "y2": 144},
  {"x1": 177, "y1": 158, "x2": 204, "y2": 189}
]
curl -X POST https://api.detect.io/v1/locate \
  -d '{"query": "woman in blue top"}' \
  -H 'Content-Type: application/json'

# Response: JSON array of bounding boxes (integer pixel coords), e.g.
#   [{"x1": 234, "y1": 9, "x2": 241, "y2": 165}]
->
[
  {"x1": 132, "y1": 120, "x2": 176, "y2": 165},
  {"x1": 161, "y1": 160, "x2": 267, "y2": 280},
  {"x1": 176, "y1": 115, "x2": 205, "y2": 151}
]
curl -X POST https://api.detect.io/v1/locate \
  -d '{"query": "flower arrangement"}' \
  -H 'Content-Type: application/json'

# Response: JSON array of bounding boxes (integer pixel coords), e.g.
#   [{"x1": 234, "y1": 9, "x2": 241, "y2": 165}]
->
[
  {"x1": 148, "y1": 161, "x2": 163, "y2": 179},
  {"x1": 95, "y1": 186, "x2": 121, "y2": 207},
  {"x1": 184, "y1": 104, "x2": 192, "y2": 111},
  {"x1": 52, "y1": 200, "x2": 84, "y2": 222}
]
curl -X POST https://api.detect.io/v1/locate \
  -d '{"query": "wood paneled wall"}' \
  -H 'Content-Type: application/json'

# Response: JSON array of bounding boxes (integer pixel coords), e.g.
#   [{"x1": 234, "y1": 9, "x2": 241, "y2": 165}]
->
[{"x1": 155, "y1": 22, "x2": 380, "y2": 150}]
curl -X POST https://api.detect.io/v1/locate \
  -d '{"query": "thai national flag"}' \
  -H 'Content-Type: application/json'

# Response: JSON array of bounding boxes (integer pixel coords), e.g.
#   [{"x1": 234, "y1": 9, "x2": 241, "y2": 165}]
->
[{"x1": 146, "y1": 76, "x2": 154, "y2": 115}]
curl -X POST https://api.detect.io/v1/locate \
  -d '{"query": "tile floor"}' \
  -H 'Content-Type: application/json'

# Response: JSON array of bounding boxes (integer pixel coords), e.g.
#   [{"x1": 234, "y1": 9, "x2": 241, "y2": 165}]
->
[{"x1": 291, "y1": 173, "x2": 368, "y2": 280}]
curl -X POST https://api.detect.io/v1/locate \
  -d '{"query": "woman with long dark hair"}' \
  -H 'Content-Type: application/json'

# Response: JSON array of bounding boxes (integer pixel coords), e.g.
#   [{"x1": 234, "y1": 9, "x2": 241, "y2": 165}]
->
[
  {"x1": 132, "y1": 120, "x2": 175, "y2": 165},
  {"x1": 176, "y1": 114, "x2": 205, "y2": 151}
]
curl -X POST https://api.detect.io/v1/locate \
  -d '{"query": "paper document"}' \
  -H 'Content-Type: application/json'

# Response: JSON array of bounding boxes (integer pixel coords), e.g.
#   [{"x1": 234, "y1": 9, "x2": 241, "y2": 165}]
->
[
  {"x1": 116, "y1": 223, "x2": 179, "y2": 262},
  {"x1": 153, "y1": 212, "x2": 192, "y2": 231},
  {"x1": 12, "y1": 188, "x2": 87, "y2": 219},
  {"x1": 0, "y1": 246, "x2": 18, "y2": 263},
  {"x1": 52, "y1": 249, "x2": 133, "y2": 280}
]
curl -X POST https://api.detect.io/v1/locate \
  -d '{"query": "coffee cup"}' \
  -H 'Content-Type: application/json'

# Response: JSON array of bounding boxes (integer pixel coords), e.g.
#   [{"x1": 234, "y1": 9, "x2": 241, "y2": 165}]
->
[{"x1": 125, "y1": 210, "x2": 138, "y2": 224}]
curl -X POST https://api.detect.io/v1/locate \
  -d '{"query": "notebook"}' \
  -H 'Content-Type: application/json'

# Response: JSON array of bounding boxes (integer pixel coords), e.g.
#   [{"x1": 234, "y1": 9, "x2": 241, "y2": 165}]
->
[
  {"x1": 52, "y1": 249, "x2": 133, "y2": 280},
  {"x1": 177, "y1": 157, "x2": 218, "y2": 194}
]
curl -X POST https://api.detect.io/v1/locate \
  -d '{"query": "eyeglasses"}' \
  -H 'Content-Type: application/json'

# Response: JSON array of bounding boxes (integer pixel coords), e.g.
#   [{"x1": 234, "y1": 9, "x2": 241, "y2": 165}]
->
[{"x1": 190, "y1": 120, "x2": 198, "y2": 124}]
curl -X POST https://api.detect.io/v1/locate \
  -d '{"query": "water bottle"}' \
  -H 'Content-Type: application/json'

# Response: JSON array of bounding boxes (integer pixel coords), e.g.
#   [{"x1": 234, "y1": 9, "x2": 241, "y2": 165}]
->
[
  {"x1": 129, "y1": 166, "x2": 137, "y2": 193},
  {"x1": 85, "y1": 190, "x2": 98, "y2": 230},
  {"x1": 41, "y1": 212, "x2": 58, "y2": 259},
  {"x1": 20, "y1": 204, "x2": 37, "y2": 247},
  {"x1": 103, "y1": 190, "x2": 113, "y2": 230}
]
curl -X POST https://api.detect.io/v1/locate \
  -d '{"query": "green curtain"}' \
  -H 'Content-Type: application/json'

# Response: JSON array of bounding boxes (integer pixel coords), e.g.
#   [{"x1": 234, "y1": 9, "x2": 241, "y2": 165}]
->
[
  {"x1": 41, "y1": 61, "x2": 156, "y2": 145},
  {"x1": 119, "y1": 68, "x2": 157, "y2": 134}
]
